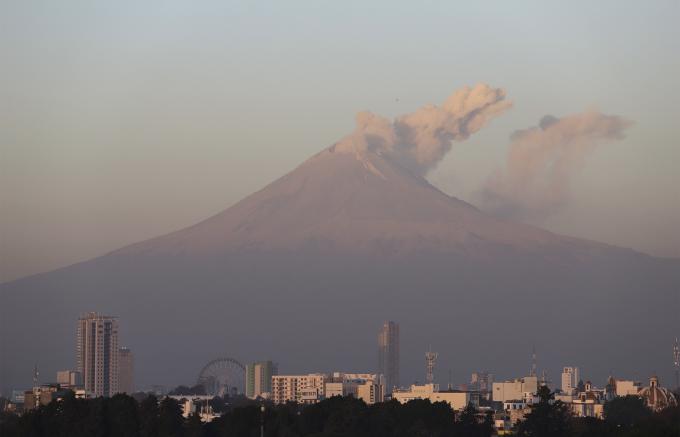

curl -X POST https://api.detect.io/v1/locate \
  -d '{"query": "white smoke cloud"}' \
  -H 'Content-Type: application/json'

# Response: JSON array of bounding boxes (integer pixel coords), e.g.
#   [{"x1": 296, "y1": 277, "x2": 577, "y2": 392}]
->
[
  {"x1": 333, "y1": 83, "x2": 512, "y2": 175},
  {"x1": 480, "y1": 110, "x2": 633, "y2": 220}
]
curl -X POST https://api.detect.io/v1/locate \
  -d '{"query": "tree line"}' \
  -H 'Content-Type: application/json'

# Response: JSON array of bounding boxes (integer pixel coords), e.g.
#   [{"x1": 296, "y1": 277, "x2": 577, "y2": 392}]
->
[{"x1": 0, "y1": 387, "x2": 678, "y2": 437}]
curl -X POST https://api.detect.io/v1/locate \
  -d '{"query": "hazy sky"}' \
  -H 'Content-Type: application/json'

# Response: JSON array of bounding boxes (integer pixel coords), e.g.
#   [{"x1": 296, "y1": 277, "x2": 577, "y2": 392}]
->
[{"x1": 1, "y1": 1, "x2": 679, "y2": 283}]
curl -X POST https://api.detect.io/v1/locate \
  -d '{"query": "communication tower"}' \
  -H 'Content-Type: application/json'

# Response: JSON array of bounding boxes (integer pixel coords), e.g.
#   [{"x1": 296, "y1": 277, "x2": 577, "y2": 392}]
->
[
  {"x1": 425, "y1": 347, "x2": 438, "y2": 384},
  {"x1": 674, "y1": 337, "x2": 680, "y2": 389}
]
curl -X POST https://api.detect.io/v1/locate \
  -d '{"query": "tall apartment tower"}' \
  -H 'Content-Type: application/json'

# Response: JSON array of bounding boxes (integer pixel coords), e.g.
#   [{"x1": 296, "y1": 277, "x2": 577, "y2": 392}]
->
[
  {"x1": 561, "y1": 366, "x2": 579, "y2": 395},
  {"x1": 118, "y1": 347, "x2": 134, "y2": 394},
  {"x1": 378, "y1": 321, "x2": 399, "y2": 394},
  {"x1": 76, "y1": 313, "x2": 119, "y2": 397},
  {"x1": 246, "y1": 361, "x2": 277, "y2": 399}
]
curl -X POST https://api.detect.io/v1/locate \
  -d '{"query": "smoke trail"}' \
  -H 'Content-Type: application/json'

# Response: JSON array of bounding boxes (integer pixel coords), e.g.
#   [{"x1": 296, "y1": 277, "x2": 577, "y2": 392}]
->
[
  {"x1": 480, "y1": 110, "x2": 633, "y2": 220},
  {"x1": 333, "y1": 83, "x2": 512, "y2": 175}
]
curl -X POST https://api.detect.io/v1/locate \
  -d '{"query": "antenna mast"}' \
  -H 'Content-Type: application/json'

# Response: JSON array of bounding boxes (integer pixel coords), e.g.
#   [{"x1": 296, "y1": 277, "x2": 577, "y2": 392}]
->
[
  {"x1": 530, "y1": 346, "x2": 537, "y2": 377},
  {"x1": 674, "y1": 337, "x2": 680, "y2": 390},
  {"x1": 33, "y1": 363, "x2": 39, "y2": 387},
  {"x1": 425, "y1": 347, "x2": 438, "y2": 384}
]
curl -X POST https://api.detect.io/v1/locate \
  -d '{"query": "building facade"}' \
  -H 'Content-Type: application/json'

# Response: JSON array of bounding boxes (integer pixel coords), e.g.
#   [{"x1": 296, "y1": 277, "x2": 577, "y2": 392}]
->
[
  {"x1": 56, "y1": 370, "x2": 82, "y2": 389},
  {"x1": 612, "y1": 379, "x2": 642, "y2": 396},
  {"x1": 392, "y1": 383, "x2": 477, "y2": 411},
  {"x1": 570, "y1": 381, "x2": 612, "y2": 419},
  {"x1": 492, "y1": 376, "x2": 539, "y2": 402},
  {"x1": 246, "y1": 361, "x2": 277, "y2": 399},
  {"x1": 118, "y1": 347, "x2": 134, "y2": 394},
  {"x1": 324, "y1": 372, "x2": 385, "y2": 404},
  {"x1": 378, "y1": 321, "x2": 399, "y2": 393},
  {"x1": 76, "y1": 312, "x2": 119, "y2": 397},
  {"x1": 271, "y1": 373, "x2": 327, "y2": 404},
  {"x1": 470, "y1": 372, "x2": 494, "y2": 393},
  {"x1": 561, "y1": 367, "x2": 579, "y2": 395}
]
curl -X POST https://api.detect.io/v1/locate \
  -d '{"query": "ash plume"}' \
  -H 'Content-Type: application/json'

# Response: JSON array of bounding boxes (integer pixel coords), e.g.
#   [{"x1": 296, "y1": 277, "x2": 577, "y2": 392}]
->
[
  {"x1": 480, "y1": 110, "x2": 633, "y2": 220},
  {"x1": 333, "y1": 83, "x2": 512, "y2": 175}
]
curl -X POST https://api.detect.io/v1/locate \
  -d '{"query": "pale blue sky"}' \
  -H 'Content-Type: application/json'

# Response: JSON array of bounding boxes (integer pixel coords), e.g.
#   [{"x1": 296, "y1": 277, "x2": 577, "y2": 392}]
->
[{"x1": 1, "y1": 1, "x2": 679, "y2": 282}]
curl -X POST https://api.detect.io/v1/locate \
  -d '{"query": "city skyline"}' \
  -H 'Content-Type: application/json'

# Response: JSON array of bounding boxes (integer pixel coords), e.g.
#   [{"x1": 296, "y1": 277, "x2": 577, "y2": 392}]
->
[{"x1": 1, "y1": 4, "x2": 679, "y2": 435}]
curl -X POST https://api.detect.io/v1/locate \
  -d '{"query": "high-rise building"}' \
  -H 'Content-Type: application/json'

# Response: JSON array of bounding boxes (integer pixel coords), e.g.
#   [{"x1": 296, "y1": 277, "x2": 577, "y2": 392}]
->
[
  {"x1": 118, "y1": 347, "x2": 134, "y2": 394},
  {"x1": 245, "y1": 360, "x2": 277, "y2": 399},
  {"x1": 561, "y1": 367, "x2": 579, "y2": 395},
  {"x1": 378, "y1": 321, "x2": 400, "y2": 393},
  {"x1": 76, "y1": 312, "x2": 119, "y2": 397}
]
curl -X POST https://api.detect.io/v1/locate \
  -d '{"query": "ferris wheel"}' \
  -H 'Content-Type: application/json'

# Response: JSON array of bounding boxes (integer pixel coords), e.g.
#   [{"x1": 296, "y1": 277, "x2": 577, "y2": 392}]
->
[{"x1": 196, "y1": 357, "x2": 246, "y2": 396}]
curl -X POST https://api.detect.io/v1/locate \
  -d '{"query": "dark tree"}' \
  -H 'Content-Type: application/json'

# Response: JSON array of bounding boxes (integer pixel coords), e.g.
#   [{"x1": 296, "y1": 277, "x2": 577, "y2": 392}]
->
[
  {"x1": 159, "y1": 397, "x2": 184, "y2": 437},
  {"x1": 516, "y1": 385, "x2": 571, "y2": 437},
  {"x1": 169, "y1": 385, "x2": 207, "y2": 396},
  {"x1": 603, "y1": 395, "x2": 651, "y2": 429},
  {"x1": 184, "y1": 413, "x2": 205, "y2": 437},
  {"x1": 139, "y1": 395, "x2": 160, "y2": 437}
]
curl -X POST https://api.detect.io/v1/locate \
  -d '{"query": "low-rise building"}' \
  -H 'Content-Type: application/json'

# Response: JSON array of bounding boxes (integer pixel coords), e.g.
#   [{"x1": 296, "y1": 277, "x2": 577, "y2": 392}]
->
[
  {"x1": 492, "y1": 376, "x2": 538, "y2": 403},
  {"x1": 271, "y1": 373, "x2": 327, "y2": 404},
  {"x1": 169, "y1": 395, "x2": 220, "y2": 422},
  {"x1": 612, "y1": 379, "x2": 642, "y2": 396},
  {"x1": 570, "y1": 381, "x2": 612, "y2": 419},
  {"x1": 392, "y1": 384, "x2": 478, "y2": 411},
  {"x1": 324, "y1": 372, "x2": 384, "y2": 405},
  {"x1": 24, "y1": 384, "x2": 69, "y2": 411},
  {"x1": 56, "y1": 370, "x2": 82, "y2": 389}
]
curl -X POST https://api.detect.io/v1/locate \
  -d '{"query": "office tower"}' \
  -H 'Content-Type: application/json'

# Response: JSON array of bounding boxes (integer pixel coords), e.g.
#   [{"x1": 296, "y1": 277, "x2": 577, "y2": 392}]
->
[
  {"x1": 76, "y1": 312, "x2": 119, "y2": 397},
  {"x1": 378, "y1": 321, "x2": 399, "y2": 393},
  {"x1": 246, "y1": 360, "x2": 277, "y2": 399},
  {"x1": 118, "y1": 347, "x2": 134, "y2": 394},
  {"x1": 561, "y1": 366, "x2": 579, "y2": 395}
]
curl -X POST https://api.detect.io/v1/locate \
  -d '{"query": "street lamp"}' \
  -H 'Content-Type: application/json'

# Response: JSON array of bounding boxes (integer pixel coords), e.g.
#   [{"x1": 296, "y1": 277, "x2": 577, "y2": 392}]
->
[{"x1": 260, "y1": 403, "x2": 265, "y2": 437}]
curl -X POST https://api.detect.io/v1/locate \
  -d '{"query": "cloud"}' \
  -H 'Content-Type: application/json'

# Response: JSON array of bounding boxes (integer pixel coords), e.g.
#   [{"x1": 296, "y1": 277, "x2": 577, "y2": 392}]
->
[
  {"x1": 479, "y1": 110, "x2": 633, "y2": 220},
  {"x1": 333, "y1": 83, "x2": 512, "y2": 175}
]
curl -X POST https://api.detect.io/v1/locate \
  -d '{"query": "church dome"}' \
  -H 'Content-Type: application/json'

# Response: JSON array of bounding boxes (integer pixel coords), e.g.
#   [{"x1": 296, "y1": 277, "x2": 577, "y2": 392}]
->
[{"x1": 637, "y1": 376, "x2": 677, "y2": 412}]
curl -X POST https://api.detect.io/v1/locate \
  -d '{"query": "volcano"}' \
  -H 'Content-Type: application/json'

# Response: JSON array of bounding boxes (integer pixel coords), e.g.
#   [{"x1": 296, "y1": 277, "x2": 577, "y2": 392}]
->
[
  {"x1": 1, "y1": 144, "x2": 678, "y2": 394},
  {"x1": 113, "y1": 145, "x2": 618, "y2": 260}
]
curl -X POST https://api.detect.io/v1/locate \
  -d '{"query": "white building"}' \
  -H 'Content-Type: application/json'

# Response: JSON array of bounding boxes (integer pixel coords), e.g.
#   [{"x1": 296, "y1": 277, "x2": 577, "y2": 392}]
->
[
  {"x1": 271, "y1": 373, "x2": 327, "y2": 404},
  {"x1": 613, "y1": 379, "x2": 642, "y2": 396},
  {"x1": 561, "y1": 367, "x2": 579, "y2": 395},
  {"x1": 356, "y1": 380, "x2": 383, "y2": 405},
  {"x1": 492, "y1": 376, "x2": 538, "y2": 402},
  {"x1": 392, "y1": 384, "x2": 477, "y2": 411},
  {"x1": 169, "y1": 396, "x2": 219, "y2": 422},
  {"x1": 324, "y1": 372, "x2": 384, "y2": 404}
]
